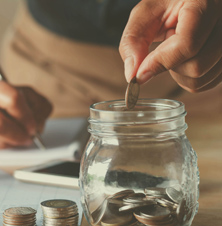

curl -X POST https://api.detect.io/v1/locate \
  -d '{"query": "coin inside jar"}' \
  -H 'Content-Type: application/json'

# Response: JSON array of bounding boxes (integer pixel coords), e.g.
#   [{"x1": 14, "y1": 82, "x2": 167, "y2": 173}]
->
[
  {"x1": 166, "y1": 187, "x2": 184, "y2": 203},
  {"x1": 101, "y1": 203, "x2": 133, "y2": 226}
]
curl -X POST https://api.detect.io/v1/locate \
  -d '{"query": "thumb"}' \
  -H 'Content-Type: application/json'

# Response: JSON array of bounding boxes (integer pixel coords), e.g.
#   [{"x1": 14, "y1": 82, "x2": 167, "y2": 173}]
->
[{"x1": 119, "y1": 0, "x2": 168, "y2": 82}]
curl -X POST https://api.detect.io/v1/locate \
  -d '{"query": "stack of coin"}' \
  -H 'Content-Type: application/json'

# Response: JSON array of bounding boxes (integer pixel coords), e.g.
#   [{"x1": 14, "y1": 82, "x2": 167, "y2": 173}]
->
[
  {"x1": 41, "y1": 199, "x2": 78, "y2": 226},
  {"x1": 3, "y1": 207, "x2": 37, "y2": 226},
  {"x1": 90, "y1": 185, "x2": 195, "y2": 226}
]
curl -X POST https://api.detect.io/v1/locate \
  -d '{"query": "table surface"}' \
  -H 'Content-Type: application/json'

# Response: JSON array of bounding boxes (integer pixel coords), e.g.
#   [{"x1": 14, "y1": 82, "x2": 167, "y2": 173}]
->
[{"x1": 1, "y1": 116, "x2": 222, "y2": 226}]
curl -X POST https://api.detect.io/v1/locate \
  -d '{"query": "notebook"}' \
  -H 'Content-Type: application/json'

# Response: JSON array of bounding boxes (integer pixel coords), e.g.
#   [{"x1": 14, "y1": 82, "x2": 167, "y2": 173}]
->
[{"x1": 0, "y1": 118, "x2": 89, "y2": 166}]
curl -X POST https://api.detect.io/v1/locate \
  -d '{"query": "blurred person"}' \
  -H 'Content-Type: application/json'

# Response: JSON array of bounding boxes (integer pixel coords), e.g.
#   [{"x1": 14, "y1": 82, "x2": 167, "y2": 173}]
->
[{"x1": 0, "y1": 0, "x2": 221, "y2": 149}]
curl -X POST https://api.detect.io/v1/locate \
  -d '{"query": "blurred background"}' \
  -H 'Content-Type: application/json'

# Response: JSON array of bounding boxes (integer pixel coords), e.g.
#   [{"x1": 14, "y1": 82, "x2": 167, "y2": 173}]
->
[{"x1": 0, "y1": 0, "x2": 18, "y2": 42}]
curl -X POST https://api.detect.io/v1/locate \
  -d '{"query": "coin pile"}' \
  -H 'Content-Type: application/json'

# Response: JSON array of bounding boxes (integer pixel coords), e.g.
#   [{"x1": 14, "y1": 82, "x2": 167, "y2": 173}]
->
[
  {"x1": 3, "y1": 207, "x2": 37, "y2": 226},
  {"x1": 91, "y1": 185, "x2": 193, "y2": 226},
  {"x1": 41, "y1": 199, "x2": 78, "y2": 225}
]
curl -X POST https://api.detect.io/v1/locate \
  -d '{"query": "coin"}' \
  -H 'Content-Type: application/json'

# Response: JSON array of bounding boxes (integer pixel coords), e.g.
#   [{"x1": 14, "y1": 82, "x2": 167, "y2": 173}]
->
[
  {"x1": 4, "y1": 207, "x2": 37, "y2": 217},
  {"x1": 125, "y1": 76, "x2": 140, "y2": 109},
  {"x1": 156, "y1": 198, "x2": 178, "y2": 210},
  {"x1": 139, "y1": 205, "x2": 171, "y2": 219},
  {"x1": 119, "y1": 200, "x2": 155, "y2": 212},
  {"x1": 144, "y1": 187, "x2": 167, "y2": 198},
  {"x1": 88, "y1": 187, "x2": 187, "y2": 226},
  {"x1": 101, "y1": 203, "x2": 133, "y2": 226},
  {"x1": 41, "y1": 199, "x2": 78, "y2": 226},
  {"x1": 41, "y1": 199, "x2": 76, "y2": 208},
  {"x1": 3, "y1": 207, "x2": 37, "y2": 226},
  {"x1": 123, "y1": 196, "x2": 155, "y2": 205},
  {"x1": 109, "y1": 189, "x2": 135, "y2": 200},
  {"x1": 166, "y1": 187, "x2": 183, "y2": 203}
]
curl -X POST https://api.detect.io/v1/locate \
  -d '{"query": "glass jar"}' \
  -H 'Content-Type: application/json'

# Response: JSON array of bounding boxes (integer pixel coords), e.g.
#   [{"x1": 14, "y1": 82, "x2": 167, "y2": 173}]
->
[{"x1": 79, "y1": 99, "x2": 199, "y2": 226}]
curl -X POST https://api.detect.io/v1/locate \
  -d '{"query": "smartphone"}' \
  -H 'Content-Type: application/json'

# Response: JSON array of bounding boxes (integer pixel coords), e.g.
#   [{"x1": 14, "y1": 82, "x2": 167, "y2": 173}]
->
[{"x1": 14, "y1": 160, "x2": 80, "y2": 188}]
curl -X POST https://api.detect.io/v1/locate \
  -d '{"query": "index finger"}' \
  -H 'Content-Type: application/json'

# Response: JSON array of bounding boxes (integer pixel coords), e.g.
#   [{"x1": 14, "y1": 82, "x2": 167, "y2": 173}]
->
[{"x1": 119, "y1": 0, "x2": 165, "y2": 82}]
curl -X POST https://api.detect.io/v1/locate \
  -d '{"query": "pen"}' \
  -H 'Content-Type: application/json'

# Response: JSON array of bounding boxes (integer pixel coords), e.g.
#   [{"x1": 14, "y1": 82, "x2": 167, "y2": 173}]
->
[{"x1": 0, "y1": 69, "x2": 46, "y2": 150}]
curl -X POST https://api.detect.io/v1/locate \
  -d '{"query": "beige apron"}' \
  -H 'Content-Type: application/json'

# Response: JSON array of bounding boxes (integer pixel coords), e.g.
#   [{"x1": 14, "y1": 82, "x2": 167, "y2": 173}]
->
[{"x1": 1, "y1": 1, "x2": 221, "y2": 118}]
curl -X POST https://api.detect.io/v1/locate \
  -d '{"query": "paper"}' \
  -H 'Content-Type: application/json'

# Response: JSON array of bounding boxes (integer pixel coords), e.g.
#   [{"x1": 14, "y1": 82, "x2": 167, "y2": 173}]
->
[
  {"x1": 0, "y1": 170, "x2": 82, "y2": 225},
  {"x1": 0, "y1": 118, "x2": 89, "y2": 166}
]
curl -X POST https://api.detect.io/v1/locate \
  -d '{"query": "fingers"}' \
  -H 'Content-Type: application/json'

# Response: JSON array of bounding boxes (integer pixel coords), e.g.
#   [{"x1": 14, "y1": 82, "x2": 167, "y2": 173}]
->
[
  {"x1": 119, "y1": 0, "x2": 167, "y2": 82},
  {"x1": 0, "y1": 83, "x2": 52, "y2": 149},
  {"x1": 172, "y1": 21, "x2": 222, "y2": 78},
  {"x1": 169, "y1": 19, "x2": 222, "y2": 92},
  {"x1": 0, "y1": 111, "x2": 32, "y2": 147},
  {"x1": 170, "y1": 57, "x2": 222, "y2": 92},
  {"x1": 197, "y1": 73, "x2": 222, "y2": 92},
  {"x1": 136, "y1": 0, "x2": 219, "y2": 84},
  {"x1": 0, "y1": 82, "x2": 37, "y2": 135},
  {"x1": 20, "y1": 86, "x2": 53, "y2": 132}
]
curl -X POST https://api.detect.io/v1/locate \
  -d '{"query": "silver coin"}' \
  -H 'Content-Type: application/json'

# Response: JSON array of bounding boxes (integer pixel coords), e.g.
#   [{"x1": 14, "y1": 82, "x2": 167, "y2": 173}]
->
[
  {"x1": 125, "y1": 77, "x2": 140, "y2": 109},
  {"x1": 156, "y1": 198, "x2": 178, "y2": 210},
  {"x1": 134, "y1": 208, "x2": 175, "y2": 226},
  {"x1": 41, "y1": 199, "x2": 76, "y2": 209},
  {"x1": 119, "y1": 200, "x2": 155, "y2": 212},
  {"x1": 108, "y1": 198, "x2": 124, "y2": 206},
  {"x1": 166, "y1": 187, "x2": 183, "y2": 204},
  {"x1": 171, "y1": 184, "x2": 182, "y2": 192},
  {"x1": 123, "y1": 196, "x2": 154, "y2": 205},
  {"x1": 144, "y1": 187, "x2": 166, "y2": 196},
  {"x1": 101, "y1": 203, "x2": 133, "y2": 226},
  {"x1": 139, "y1": 205, "x2": 171, "y2": 219},
  {"x1": 109, "y1": 189, "x2": 135, "y2": 200},
  {"x1": 125, "y1": 193, "x2": 146, "y2": 199}
]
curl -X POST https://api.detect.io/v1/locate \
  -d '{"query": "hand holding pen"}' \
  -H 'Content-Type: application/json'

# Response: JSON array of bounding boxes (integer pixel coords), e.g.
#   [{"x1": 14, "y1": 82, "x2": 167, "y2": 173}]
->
[{"x1": 0, "y1": 68, "x2": 52, "y2": 149}]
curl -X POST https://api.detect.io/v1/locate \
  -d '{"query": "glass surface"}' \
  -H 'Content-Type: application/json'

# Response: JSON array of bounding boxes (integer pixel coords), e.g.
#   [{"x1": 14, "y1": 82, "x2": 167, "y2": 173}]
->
[{"x1": 79, "y1": 99, "x2": 199, "y2": 226}]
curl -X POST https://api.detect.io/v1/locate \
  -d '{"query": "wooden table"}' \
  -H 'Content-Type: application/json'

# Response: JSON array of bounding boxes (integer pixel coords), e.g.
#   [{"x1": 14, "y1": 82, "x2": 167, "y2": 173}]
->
[{"x1": 1, "y1": 116, "x2": 222, "y2": 226}]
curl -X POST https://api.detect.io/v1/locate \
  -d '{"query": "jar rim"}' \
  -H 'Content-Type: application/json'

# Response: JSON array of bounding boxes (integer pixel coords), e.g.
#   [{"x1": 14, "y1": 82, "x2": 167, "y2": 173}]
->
[
  {"x1": 91, "y1": 98, "x2": 184, "y2": 113},
  {"x1": 89, "y1": 99, "x2": 187, "y2": 135},
  {"x1": 89, "y1": 99, "x2": 186, "y2": 123}
]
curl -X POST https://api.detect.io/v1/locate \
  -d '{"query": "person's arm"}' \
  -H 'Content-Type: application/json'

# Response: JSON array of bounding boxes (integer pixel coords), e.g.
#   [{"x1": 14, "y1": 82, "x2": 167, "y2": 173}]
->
[
  {"x1": 0, "y1": 81, "x2": 52, "y2": 149},
  {"x1": 119, "y1": 0, "x2": 222, "y2": 93}
]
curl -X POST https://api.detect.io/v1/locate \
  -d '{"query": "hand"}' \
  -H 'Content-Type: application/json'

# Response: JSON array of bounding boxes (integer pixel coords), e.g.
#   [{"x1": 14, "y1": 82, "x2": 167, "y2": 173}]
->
[
  {"x1": 119, "y1": 0, "x2": 222, "y2": 92},
  {"x1": 0, "y1": 82, "x2": 53, "y2": 149}
]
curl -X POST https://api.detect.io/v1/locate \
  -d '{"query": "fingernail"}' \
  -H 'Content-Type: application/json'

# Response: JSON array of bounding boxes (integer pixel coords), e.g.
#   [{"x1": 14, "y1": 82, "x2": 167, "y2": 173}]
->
[
  {"x1": 136, "y1": 71, "x2": 155, "y2": 84},
  {"x1": 124, "y1": 57, "x2": 134, "y2": 82}
]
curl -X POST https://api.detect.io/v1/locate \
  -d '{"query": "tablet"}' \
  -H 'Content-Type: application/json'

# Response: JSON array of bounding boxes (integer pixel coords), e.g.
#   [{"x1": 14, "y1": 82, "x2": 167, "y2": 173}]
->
[{"x1": 14, "y1": 160, "x2": 80, "y2": 188}]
